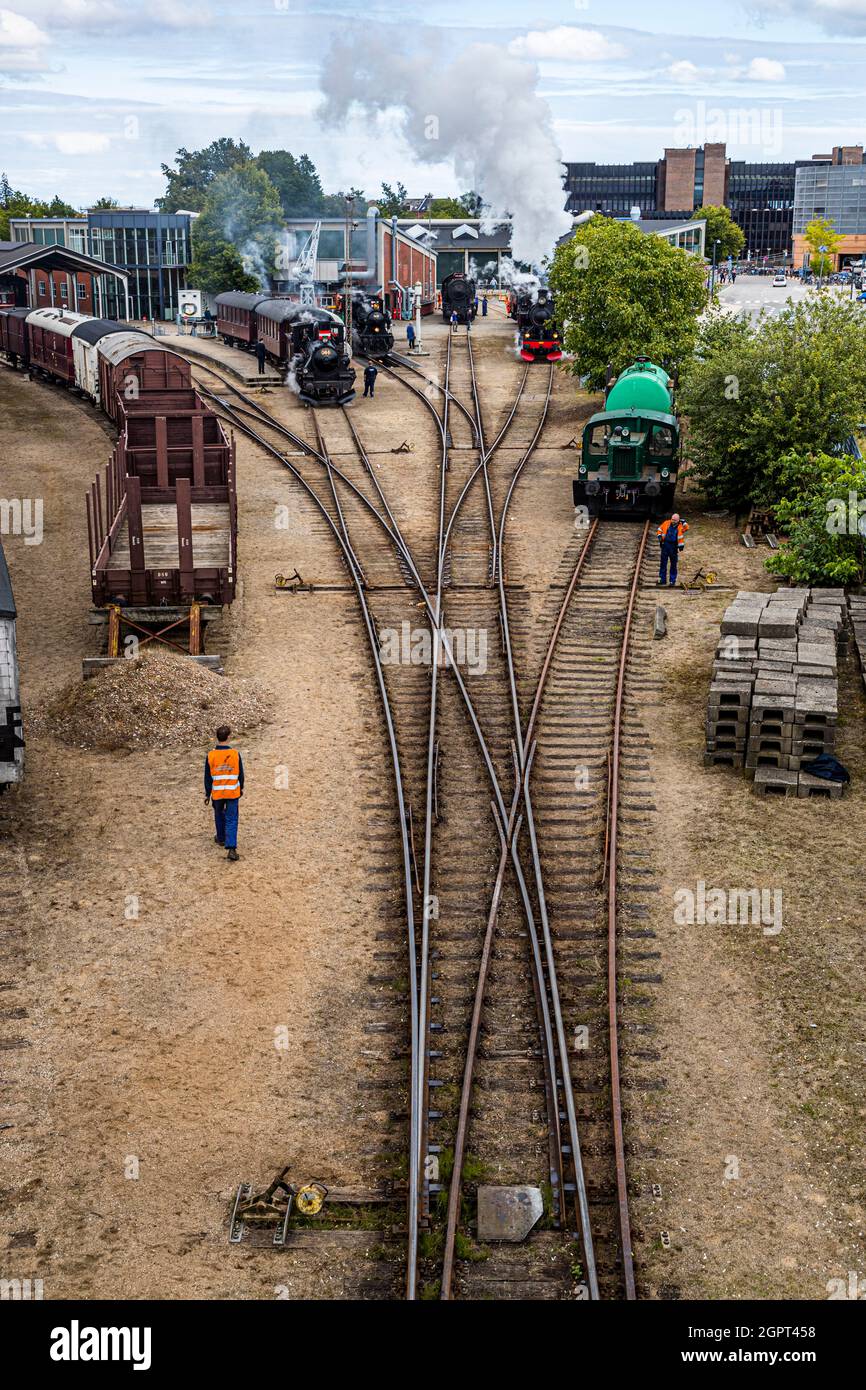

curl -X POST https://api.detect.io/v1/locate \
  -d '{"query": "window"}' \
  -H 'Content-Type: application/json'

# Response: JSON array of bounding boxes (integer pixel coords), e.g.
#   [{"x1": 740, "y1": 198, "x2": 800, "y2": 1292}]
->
[
  {"x1": 650, "y1": 425, "x2": 674, "y2": 456},
  {"x1": 587, "y1": 423, "x2": 611, "y2": 456},
  {"x1": 60, "y1": 282, "x2": 68, "y2": 299},
  {"x1": 38, "y1": 281, "x2": 46, "y2": 296}
]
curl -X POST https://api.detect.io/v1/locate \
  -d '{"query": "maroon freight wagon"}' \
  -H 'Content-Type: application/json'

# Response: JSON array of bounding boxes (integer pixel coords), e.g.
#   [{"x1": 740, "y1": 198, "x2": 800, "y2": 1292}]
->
[
  {"x1": 0, "y1": 307, "x2": 31, "y2": 366},
  {"x1": 97, "y1": 333, "x2": 192, "y2": 425},
  {"x1": 87, "y1": 389, "x2": 237, "y2": 610},
  {"x1": 25, "y1": 306, "x2": 82, "y2": 381}
]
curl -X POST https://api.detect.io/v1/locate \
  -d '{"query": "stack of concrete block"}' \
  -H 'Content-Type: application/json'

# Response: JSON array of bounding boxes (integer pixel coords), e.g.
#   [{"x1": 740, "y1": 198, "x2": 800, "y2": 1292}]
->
[
  {"x1": 705, "y1": 587, "x2": 845, "y2": 798},
  {"x1": 848, "y1": 593, "x2": 866, "y2": 689}
]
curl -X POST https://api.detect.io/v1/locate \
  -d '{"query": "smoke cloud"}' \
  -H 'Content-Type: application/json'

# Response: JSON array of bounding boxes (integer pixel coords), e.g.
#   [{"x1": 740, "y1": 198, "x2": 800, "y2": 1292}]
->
[{"x1": 318, "y1": 34, "x2": 572, "y2": 267}]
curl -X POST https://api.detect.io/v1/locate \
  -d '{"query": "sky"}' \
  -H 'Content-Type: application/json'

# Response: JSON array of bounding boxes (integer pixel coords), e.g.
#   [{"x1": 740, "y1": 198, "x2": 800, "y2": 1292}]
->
[{"x1": 0, "y1": 0, "x2": 865, "y2": 209}]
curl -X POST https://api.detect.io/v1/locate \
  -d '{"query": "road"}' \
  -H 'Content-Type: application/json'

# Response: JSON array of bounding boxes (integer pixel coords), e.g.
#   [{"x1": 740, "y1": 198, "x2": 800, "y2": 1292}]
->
[{"x1": 715, "y1": 275, "x2": 859, "y2": 321}]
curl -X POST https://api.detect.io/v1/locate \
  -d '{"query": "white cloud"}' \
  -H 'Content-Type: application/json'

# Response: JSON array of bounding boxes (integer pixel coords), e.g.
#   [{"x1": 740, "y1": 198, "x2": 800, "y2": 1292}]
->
[
  {"x1": 19, "y1": 0, "x2": 211, "y2": 33},
  {"x1": 747, "y1": 57, "x2": 787, "y2": 82},
  {"x1": 0, "y1": 8, "x2": 49, "y2": 48},
  {"x1": 748, "y1": 1, "x2": 866, "y2": 36},
  {"x1": 26, "y1": 131, "x2": 111, "y2": 154},
  {"x1": 666, "y1": 59, "x2": 702, "y2": 84},
  {"x1": 508, "y1": 27, "x2": 626, "y2": 63}
]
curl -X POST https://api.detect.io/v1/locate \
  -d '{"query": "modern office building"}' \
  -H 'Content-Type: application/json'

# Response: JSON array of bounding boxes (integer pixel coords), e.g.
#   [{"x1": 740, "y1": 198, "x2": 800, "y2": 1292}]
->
[
  {"x1": 562, "y1": 143, "x2": 863, "y2": 259},
  {"x1": 87, "y1": 209, "x2": 192, "y2": 321},
  {"x1": 8, "y1": 216, "x2": 95, "y2": 311},
  {"x1": 792, "y1": 146, "x2": 866, "y2": 268}
]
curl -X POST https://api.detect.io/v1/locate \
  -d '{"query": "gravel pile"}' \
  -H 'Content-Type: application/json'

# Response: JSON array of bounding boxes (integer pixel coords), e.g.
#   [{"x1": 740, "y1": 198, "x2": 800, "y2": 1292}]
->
[{"x1": 37, "y1": 651, "x2": 271, "y2": 751}]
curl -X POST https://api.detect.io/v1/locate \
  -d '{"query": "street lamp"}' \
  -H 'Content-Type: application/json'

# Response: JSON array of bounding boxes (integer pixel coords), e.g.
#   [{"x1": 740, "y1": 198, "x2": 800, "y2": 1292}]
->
[{"x1": 709, "y1": 238, "x2": 721, "y2": 299}]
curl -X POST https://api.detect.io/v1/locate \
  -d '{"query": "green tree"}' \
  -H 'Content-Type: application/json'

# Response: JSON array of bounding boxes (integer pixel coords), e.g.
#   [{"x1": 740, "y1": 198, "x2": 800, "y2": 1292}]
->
[
  {"x1": 548, "y1": 217, "x2": 708, "y2": 387},
  {"x1": 158, "y1": 138, "x2": 253, "y2": 212},
  {"x1": 426, "y1": 196, "x2": 465, "y2": 218},
  {"x1": 803, "y1": 216, "x2": 842, "y2": 277},
  {"x1": 187, "y1": 164, "x2": 283, "y2": 293},
  {"x1": 89, "y1": 196, "x2": 119, "y2": 210},
  {"x1": 765, "y1": 452, "x2": 866, "y2": 585},
  {"x1": 377, "y1": 181, "x2": 409, "y2": 218},
  {"x1": 321, "y1": 186, "x2": 367, "y2": 215},
  {"x1": 679, "y1": 296, "x2": 866, "y2": 510},
  {"x1": 0, "y1": 186, "x2": 78, "y2": 239},
  {"x1": 255, "y1": 150, "x2": 324, "y2": 217},
  {"x1": 694, "y1": 204, "x2": 745, "y2": 263},
  {"x1": 188, "y1": 235, "x2": 259, "y2": 295}
]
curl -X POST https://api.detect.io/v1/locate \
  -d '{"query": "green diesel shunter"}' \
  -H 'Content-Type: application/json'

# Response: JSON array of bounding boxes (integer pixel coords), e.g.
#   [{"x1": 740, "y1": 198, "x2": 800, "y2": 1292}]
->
[{"x1": 573, "y1": 357, "x2": 680, "y2": 517}]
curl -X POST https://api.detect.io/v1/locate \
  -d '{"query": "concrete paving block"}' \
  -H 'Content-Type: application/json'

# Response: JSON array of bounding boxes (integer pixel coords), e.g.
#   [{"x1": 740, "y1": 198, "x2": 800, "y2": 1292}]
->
[
  {"x1": 797, "y1": 771, "x2": 844, "y2": 800},
  {"x1": 746, "y1": 749, "x2": 795, "y2": 770},
  {"x1": 754, "y1": 677, "x2": 797, "y2": 696},
  {"x1": 713, "y1": 663, "x2": 755, "y2": 679},
  {"x1": 752, "y1": 691, "x2": 795, "y2": 710},
  {"x1": 759, "y1": 618, "x2": 799, "y2": 638},
  {"x1": 795, "y1": 647, "x2": 839, "y2": 669},
  {"x1": 709, "y1": 685, "x2": 753, "y2": 709},
  {"x1": 704, "y1": 750, "x2": 745, "y2": 768},
  {"x1": 720, "y1": 618, "x2": 760, "y2": 637},
  {"x1": 796, "y1": 664, "x2": 837, "y2": 678},
  {"x1": 751, "y1": 766, "x2": 798, "y2": 796}
]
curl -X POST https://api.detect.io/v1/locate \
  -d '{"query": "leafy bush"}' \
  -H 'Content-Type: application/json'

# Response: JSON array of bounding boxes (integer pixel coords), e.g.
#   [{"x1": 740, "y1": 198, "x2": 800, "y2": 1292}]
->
[
  {"x1": 679, "y1": 297, "x2": 866, "y2": 511},
  {"x1": 766, "y1": 452, "x2": 866, "y2": 586}
]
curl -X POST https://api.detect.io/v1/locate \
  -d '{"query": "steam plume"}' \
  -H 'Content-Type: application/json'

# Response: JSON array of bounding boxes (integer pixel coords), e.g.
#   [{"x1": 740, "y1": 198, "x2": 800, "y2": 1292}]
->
[{"x1": 318, "y1": 34, "x2": 572, "y2": 266}]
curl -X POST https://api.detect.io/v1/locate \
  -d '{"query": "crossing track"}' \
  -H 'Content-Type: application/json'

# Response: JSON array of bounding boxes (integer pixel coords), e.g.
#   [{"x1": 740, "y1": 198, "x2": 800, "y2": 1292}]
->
[{"x1": 177, "y1": 343, "x2": 654, "y2": 1300}]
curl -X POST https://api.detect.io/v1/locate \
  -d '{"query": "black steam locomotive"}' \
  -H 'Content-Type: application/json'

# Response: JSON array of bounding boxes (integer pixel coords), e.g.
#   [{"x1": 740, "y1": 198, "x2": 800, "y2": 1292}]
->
[
  {"x1": 514, "y1": 288, "x2": 562, "y2": 363},
  {"x1": 351, "y1": 292, "x2": 394, "y2": 358},
  {"x1": 441, "y1": 272, "x2": 477, "y2": 324},
  {"x1": 215, "y1": 292, "x2": 355, "y2": 405}
]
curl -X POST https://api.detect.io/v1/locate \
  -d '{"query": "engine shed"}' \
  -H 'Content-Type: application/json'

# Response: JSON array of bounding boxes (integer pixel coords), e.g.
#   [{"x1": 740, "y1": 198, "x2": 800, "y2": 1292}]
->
[{"x1": 272, "y1": 209, "x2": 438, "y2": 318}]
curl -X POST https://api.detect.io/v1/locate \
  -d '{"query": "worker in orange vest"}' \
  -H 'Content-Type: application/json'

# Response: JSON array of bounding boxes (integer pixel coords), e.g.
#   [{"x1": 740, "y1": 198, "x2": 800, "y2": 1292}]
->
[
  {"x1": 204, "y1": 724, "x2": 244, "y2": 861},
  {"x1": 657, "y1": 513, "x2": 688, "y2": 587}
]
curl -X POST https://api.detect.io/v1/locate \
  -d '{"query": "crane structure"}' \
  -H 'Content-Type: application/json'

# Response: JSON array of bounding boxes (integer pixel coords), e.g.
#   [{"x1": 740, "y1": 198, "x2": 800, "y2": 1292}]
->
[{"x1": 292, "y1": 220, "x2": 322, "y2": 306}]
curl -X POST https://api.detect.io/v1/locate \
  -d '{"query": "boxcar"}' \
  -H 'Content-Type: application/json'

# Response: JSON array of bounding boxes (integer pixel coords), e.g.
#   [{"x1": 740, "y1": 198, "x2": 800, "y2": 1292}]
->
[
  {"x1": 97, "y1": 334, "x2": 192, "y2": 425},
  {"x1": 0, "y1": 537, "x2": 24, "y2": 792},
  {"x1": 25, "y1": 307, "x2": 92, "y2": 383},
  {"x1": 0, "y1": 307, "x2": 32, "y2": 366}
]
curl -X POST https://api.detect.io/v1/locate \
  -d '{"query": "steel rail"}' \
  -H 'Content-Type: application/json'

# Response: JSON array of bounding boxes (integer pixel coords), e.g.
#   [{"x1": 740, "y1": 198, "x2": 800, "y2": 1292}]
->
[
  {"x1": 605, "y1": 518, "x2": 650, "y2": 1301},
  {"x1": 439, "y1": 359, "x2": 592, "y2": 1298}
]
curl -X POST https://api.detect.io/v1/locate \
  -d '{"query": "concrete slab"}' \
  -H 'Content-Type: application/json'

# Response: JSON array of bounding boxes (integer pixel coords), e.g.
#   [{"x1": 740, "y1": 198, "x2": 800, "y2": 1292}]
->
[
  {"x1": 798, "y1": 771, "x2": 844, "y2": 800},
  {"x1": 476, "y1": 1186, "x2": 544, "y2": 1243},
  {"x1": 752, "y1": 766, "x2": 798, "y2": 796}
]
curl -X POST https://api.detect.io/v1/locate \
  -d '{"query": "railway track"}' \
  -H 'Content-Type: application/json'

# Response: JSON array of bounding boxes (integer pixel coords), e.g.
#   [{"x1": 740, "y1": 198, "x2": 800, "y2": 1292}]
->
[{"x1": 181, "y1": 340, "x2": 659, "y2": 1300}]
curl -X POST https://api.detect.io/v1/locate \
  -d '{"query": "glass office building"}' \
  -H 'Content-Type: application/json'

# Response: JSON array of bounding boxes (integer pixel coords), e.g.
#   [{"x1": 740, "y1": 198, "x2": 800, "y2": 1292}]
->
[{"x1": 87, "y1": 210, "x2": 192, "y2": 320}]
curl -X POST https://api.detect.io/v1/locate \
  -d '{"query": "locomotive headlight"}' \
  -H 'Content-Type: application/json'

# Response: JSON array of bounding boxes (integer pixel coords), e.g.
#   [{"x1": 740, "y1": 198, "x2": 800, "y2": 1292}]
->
[
  {"x1": 661, "y1": 467, "x2": 670, "y2": 478},
  {"x1": 579, "y1": 463, "x2": 587, "y2": 475},
  {"x1": 621, "y1": 428, "x2": 630, "y2": 439}
]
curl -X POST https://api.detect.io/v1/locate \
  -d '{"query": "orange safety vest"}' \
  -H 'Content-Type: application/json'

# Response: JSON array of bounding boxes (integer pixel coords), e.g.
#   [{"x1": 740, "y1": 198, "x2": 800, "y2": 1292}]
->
[
  {"x1": 657, "y1": 518, "x2": 688, "y2": 545},
  {"x1": 208, "y1": 746, "x2": 241, "y2": 799}
]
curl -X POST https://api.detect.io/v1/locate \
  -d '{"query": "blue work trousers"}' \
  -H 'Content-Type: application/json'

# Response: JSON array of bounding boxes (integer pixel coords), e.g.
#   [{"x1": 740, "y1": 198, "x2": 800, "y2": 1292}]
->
[
  {"x1": 659, "y1": 544, "x2": 680, "y2": 585},
  {"x1": 213, "y1": 797, "x2": 239, "y2": 849}
]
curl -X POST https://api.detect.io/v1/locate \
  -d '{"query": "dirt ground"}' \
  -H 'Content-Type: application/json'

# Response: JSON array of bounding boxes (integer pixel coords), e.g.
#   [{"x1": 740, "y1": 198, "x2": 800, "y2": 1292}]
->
[{"x1": 1, "y1": 317, "x2": 864, "y2": 1301}]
